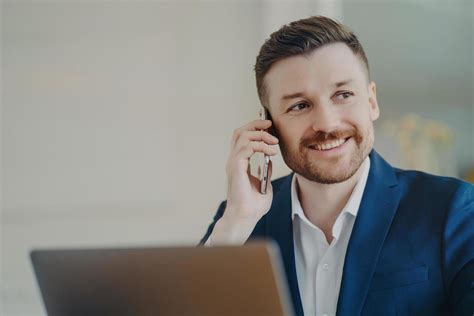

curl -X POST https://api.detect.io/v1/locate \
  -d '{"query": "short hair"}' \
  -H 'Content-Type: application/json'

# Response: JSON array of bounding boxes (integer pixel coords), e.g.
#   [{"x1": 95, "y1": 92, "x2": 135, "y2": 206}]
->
[{"x1": 254, "y1": 15, "x2": 370, "y2": 108}]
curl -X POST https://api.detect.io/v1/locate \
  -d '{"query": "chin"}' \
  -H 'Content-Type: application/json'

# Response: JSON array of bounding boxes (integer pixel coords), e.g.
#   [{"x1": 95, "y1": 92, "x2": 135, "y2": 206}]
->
[
  {"x1": 292, "y1": 148, "x2": 368, "y2": 184},
  {"x1": 304, "y1": 165, "x2": 360, "y2": 184}
]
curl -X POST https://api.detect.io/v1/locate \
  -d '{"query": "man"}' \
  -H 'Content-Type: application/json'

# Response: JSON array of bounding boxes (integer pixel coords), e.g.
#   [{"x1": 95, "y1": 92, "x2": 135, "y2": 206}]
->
[{"x1": 200, "y1": 16, "x2": 473, "y2": 316}]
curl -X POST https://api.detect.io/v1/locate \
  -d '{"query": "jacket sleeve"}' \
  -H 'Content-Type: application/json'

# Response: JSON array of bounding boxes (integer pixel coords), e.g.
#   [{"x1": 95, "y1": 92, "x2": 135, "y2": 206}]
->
[
  {"x1": 443, "y1": 181, "x2": 474, "y2": 315},
  {"x1": 198, "y1": 200, "x2": 227, "y2": 245}
]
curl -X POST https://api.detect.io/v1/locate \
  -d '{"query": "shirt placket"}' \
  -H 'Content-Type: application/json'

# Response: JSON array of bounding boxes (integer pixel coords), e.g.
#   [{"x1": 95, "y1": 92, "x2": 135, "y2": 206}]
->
[{"x1": 315, "y1": 235, "x2": 337, "y2": 316}]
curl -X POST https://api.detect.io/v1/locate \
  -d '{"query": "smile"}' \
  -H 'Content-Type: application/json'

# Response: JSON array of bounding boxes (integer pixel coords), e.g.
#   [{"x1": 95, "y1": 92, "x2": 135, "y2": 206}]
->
[{"x1": 309, "y1": 137, "x2": 350, "y2": 151}]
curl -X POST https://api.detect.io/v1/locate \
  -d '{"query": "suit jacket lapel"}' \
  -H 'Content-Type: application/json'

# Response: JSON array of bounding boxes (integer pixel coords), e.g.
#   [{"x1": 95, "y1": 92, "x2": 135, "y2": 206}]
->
[
  {"x1": 336, "y1": 151, "x2": 400, "y2": 315},
  {"x1": 265, "y1": 174, "x2": 304, "y2": 316}
]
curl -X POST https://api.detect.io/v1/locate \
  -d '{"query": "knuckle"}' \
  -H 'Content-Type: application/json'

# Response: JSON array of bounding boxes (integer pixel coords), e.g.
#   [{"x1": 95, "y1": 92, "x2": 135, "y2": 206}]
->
[
  {"x1": 250, "y1": 142, "x2": 259, "y2": 153},
  {"x1": 245, "y1": 142, "x2": 255, "y2": 152},
  {"x1": 239, "y1": 145, "x2": 251, "y2": 156},
  {"x1": 250, "y1": 141, "x2": 261, "y2": 149},
  {"x1": 241, "y1": 130, "x2": 250, "y2": 138}
]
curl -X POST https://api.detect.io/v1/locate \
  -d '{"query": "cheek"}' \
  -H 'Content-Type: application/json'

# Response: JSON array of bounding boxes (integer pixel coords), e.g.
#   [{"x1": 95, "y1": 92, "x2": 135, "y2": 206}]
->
[
  {"x1": 346, "y1": 105, "x2": 374, "y2": 126},
  {"x1": 274, "y1": 123, "x2": 301, "y2": 147}
]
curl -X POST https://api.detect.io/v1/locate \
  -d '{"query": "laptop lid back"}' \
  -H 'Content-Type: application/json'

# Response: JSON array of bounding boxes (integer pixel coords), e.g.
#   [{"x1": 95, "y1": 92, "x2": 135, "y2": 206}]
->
[{"x1": 31, "y1": 241, "x2": 294, "y2": 316}]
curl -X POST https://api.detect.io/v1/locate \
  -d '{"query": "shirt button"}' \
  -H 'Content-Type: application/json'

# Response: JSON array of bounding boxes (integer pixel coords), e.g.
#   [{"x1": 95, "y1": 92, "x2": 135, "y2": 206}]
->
[
  {"x1": 321, "y1": 313, "x2": 328, "y2": 316},
  {"x1": 322, "y1": 263, "x2": 329, "y2": 270}
]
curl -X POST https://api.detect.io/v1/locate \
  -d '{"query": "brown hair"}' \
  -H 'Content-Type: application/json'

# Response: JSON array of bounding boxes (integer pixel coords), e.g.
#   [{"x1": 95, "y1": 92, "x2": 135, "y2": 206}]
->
[{"x1": 254, "y1": 15, "x2": 370, "y2": 108}]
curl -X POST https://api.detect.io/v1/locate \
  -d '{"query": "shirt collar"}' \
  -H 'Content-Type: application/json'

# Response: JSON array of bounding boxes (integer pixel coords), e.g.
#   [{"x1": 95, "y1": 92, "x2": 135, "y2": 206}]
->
[{"x1": 290, "y1": 156, "x2": 371, "y2": 239}]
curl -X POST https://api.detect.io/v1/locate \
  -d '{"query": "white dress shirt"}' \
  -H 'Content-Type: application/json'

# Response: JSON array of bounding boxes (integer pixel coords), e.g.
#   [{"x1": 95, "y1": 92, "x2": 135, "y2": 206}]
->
[{"x1": 291, "y1": 157, "x2": 370, "y2": 316}]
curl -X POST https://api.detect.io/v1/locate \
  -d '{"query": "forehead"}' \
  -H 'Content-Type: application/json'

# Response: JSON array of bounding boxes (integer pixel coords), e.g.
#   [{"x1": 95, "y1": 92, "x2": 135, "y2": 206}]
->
[{"x1": 264, "y1": 42, "x2": 367, "y2": 106}]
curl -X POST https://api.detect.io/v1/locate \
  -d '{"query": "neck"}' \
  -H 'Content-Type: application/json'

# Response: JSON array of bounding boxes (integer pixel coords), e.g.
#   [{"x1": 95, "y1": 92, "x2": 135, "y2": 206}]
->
[{"x1": 295, "y1": 160, "x2": 366, "y2": 241}]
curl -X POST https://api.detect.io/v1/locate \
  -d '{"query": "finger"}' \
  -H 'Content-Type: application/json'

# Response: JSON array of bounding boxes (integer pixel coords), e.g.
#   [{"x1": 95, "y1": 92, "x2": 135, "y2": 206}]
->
[
  {"x1": 234, "y1": 130, "x2": 279, "y2": 153},
  {"x1": 240, "y1": 119, "x2": 273, "y2": 131},
  {"x1": 231, "y1": 120, "x2": 273, "y2": 147},
  {"x1": 236, "y1": 141, "x2": 278, "y2": 160}
]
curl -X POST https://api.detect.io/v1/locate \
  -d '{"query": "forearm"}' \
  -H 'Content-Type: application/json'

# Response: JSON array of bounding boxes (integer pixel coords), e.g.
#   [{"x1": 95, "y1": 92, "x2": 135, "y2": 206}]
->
[{"x1": 205, "y1": 210, "x2": 259, "y2": 246}]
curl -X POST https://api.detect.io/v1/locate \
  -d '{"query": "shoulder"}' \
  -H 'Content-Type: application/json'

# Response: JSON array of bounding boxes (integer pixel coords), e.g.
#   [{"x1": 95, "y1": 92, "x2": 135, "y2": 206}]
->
[
  {"x1": 393, "y1": 169, "x2": 473, "y2": 239},
  {"x1": 394, "y1": 168, "x2": 472, "y2": 199}
]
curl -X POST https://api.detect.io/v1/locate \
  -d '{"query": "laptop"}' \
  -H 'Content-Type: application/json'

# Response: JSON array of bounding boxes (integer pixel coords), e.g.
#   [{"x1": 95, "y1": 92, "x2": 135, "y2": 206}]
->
[{"x1": 30, "y1": 240, "x2": 294, "y2": 316}]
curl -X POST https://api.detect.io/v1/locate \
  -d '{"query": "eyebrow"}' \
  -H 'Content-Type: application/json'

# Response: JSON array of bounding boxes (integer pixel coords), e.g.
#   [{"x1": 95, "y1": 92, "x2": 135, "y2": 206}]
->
[{"x1": 280, "y1": 79, "x2": 355, "y2": 101}]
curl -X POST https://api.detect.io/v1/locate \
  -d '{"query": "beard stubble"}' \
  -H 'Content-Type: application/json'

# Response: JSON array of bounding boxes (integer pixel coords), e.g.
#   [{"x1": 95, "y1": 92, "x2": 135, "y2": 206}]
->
[{"x1": 277, "y1": 126, "x2": 373, "y2": 184}]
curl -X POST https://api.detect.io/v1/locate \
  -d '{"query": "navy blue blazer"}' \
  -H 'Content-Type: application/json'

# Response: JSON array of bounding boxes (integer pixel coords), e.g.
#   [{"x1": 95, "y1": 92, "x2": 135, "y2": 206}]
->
[{"x1": 201, "y1": 150, "x2": 474, "y2": 315}]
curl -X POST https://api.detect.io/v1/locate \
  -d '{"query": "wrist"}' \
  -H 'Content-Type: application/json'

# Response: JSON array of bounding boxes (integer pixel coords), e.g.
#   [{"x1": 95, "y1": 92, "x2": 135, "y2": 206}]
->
[
  {"x1": 221, "y1": 205, "x2": 262, "y2": 223},
  {"x1": 210, "y1": 210, "x2": 259, "y2": 245}
]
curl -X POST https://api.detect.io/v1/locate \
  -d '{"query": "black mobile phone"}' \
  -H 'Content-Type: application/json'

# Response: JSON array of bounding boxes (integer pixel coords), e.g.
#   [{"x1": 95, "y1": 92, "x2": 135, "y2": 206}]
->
[{"x1": 260, "y1": 108, "x2": 272, "y2": 194}]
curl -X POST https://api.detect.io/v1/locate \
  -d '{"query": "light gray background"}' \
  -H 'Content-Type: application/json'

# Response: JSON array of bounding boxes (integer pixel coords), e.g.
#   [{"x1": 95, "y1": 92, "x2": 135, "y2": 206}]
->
[{"x1": 1, "y1": 0, "x2": 473, "y2": 315}]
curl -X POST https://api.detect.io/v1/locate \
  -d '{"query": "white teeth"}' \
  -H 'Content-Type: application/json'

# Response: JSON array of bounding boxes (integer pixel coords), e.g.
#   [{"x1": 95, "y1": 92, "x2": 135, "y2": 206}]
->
[{"x1": 314, "y1": 138, "x2": 346, "y2": 151}]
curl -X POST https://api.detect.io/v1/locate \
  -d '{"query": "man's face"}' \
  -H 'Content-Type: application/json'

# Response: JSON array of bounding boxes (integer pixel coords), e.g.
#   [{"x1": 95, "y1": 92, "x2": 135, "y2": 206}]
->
[{"x1": 264, "y1": 42, "x2": 379, "y2": 184}]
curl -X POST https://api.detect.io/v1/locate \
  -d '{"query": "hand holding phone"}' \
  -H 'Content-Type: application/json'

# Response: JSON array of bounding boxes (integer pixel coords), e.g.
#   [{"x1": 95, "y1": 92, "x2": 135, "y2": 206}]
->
[{"x1": 208, "y1": 111, "x2": 279, "y2": 245}]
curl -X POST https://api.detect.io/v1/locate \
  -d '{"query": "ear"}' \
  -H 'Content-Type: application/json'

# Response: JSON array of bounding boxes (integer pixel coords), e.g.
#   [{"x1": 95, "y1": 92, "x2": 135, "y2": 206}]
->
[{"x1": 368, "y1": 81, "x2": 380, "y2": 121}]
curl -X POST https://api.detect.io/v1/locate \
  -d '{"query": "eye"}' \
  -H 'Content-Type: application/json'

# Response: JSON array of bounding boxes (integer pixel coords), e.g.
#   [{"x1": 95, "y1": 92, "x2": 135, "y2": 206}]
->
[
  {"x1": 335, "y1": 91, "x2": 354, "y2": 100},
  {"x1": 288, "y1": 102, "x2": 308, "y2": 112}
]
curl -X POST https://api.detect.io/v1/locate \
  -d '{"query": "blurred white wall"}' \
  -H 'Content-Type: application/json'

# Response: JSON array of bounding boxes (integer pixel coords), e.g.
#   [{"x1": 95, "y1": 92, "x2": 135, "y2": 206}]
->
[
  {"x1": 1, "y1": 2, "x2": 267, "y2": 314},
  {"x1": 1, "y1": 1, "x2": 472, "y2": 315}
]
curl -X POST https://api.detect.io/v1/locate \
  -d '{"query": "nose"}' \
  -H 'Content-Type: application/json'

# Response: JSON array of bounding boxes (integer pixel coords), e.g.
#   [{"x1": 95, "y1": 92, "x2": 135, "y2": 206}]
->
[{"x1": 310, "y1": 103, "x2": 341, "y2": 133}]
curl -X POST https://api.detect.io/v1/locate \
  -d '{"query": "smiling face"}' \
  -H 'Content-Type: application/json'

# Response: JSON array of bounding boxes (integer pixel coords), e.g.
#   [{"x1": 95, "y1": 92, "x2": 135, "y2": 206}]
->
[{"x1": 264, "y1": 42, "x2": 380, "y2": 184}]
